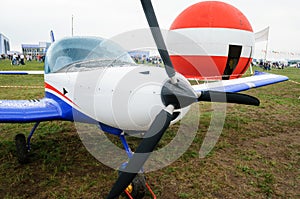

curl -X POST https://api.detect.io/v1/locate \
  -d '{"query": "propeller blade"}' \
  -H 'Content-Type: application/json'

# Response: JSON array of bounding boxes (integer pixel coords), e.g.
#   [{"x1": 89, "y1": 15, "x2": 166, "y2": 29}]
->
[
  {"x1": 198, "y1": 91, "x2": 260, "y2": 106},
  {"x1": 106, "y1": 105, "x2": 174, "y2": 199},
  {"x1": 140, "y1": 0, "x2": 176, "y2": 79}
]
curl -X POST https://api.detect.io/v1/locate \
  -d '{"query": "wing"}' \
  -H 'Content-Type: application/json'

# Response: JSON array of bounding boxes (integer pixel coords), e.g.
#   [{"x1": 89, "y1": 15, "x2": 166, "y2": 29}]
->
[
  {"x1": 0, "y1": 71, "x2": 44, "y2": 75},
  {"x1": 0, "y1": 98, "x2": 63, "y2": 123},
  {"x1": 192, "y1": 71, "x2": 288, "y2": 93}
]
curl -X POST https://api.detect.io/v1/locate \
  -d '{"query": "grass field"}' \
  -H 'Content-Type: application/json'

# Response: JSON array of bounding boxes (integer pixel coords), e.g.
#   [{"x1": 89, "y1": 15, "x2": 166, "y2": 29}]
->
[
  {"x1": 0, "y1": 59, "x2": 44, "y2": 71},
  {"x1": 0, "y1": 60, "x2": 299, "y2": 199}
]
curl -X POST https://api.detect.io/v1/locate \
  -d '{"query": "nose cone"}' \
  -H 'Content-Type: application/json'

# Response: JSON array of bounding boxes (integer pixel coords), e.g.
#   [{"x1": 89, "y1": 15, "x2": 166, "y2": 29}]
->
[{"x1": 161, "y1": 77, "x2": 198, "y2": 109}]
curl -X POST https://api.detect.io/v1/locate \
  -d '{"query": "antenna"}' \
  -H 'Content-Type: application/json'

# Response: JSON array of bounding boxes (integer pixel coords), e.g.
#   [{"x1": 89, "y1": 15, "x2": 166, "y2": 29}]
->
[
  {"x1": 50, "y1": 30, "x2": 55, "y2": 42},
  {"x1": 71, "y1": 15, "x2": 74, "y2": 37}
]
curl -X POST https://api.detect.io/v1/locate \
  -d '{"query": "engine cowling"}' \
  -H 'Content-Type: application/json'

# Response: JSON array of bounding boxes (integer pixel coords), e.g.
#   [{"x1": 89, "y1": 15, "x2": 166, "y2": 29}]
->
[{"x1": 70, "y1": 66, "x2": 191, "y2": 131}]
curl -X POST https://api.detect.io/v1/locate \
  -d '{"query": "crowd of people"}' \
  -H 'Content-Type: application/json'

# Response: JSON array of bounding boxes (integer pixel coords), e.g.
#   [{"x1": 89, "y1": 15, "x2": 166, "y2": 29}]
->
[
  {"x1": 11, "y1": 54, "x2": 26, "y2": 65},
  {"x1": 253, "y1": 58, "x2": 300, "y2": 70},
  {"x1": 0, "y1": 53, "x2": 45, "y2": 65},
  {"x1": 254, "y1": 60, "x2": 287, "y2": 70},
  {"x1": 132, "y1": 55, "x2": 163, "y2": 66}
]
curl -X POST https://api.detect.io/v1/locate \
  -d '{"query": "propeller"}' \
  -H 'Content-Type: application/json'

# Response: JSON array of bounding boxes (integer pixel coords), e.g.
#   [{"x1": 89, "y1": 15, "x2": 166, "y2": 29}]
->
[
  {"x1": 106, "y1": 105, "x2": 174, "y2": 199},
  {"x1": 198, "y1": 91, "x2": 260, "y2": 106},
  {"x1": 106, "y1": 0, "x2": 260, "y2": 198},
  {"x1": 140, "y1": 0, "x2": 176, "y2": 82}
]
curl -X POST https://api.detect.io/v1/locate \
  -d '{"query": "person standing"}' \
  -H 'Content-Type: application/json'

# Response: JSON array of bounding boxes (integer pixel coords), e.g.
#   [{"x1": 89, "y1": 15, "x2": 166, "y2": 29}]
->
[
  {"x1": 12, "y1": 53, "x2": 17, "y2": 65},
  {"x1": 20, "y1": 54, "x2": 25, "y2": 65}
]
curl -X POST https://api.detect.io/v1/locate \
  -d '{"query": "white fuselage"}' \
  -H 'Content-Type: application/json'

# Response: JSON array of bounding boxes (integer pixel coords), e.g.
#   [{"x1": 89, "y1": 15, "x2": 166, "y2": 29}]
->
[{"x1": 45, "y1": 65, "x2": 190, "y2": 131}]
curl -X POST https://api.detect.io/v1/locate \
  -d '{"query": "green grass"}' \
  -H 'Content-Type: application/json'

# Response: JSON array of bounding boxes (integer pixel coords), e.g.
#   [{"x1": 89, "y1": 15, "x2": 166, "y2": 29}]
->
[
  {"x1": 0, "y1": 60, "x2": 44, "y2": 99},
  {"x1": 0, "y1": 59, "x2": 44, "y2": 71},
  {"x1": 0, "y1": 62, "x2": 299, "y2": 198}
]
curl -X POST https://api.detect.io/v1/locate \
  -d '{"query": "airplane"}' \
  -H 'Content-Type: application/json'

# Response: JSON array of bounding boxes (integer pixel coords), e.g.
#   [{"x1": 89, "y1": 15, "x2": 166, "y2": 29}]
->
[{"x1": 0, "y1": 0, "x2": 288, "y2": 198}]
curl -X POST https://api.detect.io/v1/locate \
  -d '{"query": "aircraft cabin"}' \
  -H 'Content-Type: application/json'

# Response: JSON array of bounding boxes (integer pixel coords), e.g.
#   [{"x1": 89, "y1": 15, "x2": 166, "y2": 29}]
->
[{"x1": 45, "y1": 37, "x2": 135, "y2": 73}]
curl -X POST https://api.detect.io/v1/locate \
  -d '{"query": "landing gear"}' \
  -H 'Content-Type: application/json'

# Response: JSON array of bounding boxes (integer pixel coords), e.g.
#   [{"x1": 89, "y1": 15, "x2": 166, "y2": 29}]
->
[
  {"x1": 15, "y1": 134, "x2": 28, "y2": 164},
  {"x1": 14, "y1": 122, "x2": 40, "y2": 164},
  {"x1": 118, "y1": 133, "x2": 157, "y2": 199},
  {"x1": 123, "y1": 174, "x2": 146, "y2": 199}
]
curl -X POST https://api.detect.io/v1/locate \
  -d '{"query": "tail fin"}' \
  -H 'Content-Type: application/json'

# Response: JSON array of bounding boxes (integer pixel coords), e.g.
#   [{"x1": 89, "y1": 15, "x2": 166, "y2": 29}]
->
[{"x1": 50, "y1": 30, "x2": 55, "y2": 42}]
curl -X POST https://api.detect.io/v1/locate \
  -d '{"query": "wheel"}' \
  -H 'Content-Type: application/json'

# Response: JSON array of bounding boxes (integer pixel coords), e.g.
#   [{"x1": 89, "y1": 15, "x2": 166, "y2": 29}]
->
[
  {"x1": 125, "y1": 174, "x2": 146, "y2": 199},
  {"x1": 15, "y1": 134, "x2": 29, "y2": 164}
]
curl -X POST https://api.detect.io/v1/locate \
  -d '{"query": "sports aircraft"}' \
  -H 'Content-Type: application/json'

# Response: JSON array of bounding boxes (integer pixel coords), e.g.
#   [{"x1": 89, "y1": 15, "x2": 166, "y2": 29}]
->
[{"x1": 0, "y1": 0, "x2": 288, "y2": 198}]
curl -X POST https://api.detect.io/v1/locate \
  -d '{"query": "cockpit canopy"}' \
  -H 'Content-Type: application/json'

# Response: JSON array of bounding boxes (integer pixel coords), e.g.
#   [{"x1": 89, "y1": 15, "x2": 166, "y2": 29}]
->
[{"x1": 45, "y1": 37, "x2": 135, "y2": 73}]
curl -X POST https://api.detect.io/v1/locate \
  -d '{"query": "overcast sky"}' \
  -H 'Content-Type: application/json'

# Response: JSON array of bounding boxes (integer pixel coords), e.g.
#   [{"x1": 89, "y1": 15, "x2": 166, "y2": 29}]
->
[{"x1": 1, "y1": 0, "x2": 299, "y2": 58}]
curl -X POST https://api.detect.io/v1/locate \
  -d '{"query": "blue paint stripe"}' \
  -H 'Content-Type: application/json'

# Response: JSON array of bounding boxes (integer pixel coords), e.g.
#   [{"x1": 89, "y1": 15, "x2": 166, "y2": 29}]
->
[
  {"x1": 45, "y1": 92, "x2": 122, "y2": 135},
  {"x1": 194, "y1": 75, "x2": 288, "y2": 93},
  {"x1": 0, "y1": 72, "x2": 28, "y2": 75},
  {"x1": 0, "y1": 91, "x2": 123, "y2": 135}
]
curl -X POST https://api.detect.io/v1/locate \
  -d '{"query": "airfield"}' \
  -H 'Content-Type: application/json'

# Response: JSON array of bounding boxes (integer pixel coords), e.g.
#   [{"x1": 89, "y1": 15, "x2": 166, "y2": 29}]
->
[{"x1": 0, "y1": 59, "x2": 299, "y2": 198}]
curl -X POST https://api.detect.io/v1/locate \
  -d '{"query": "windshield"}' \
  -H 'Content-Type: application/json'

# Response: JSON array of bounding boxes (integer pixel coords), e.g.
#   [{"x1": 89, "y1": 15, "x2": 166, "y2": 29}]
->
[{"x1": 45, "y1": 37, "x2": 135, "y2": 73}]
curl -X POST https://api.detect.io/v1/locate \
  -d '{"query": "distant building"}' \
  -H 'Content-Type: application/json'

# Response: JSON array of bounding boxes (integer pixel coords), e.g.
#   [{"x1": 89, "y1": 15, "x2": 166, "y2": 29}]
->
[
  {"x1": 21, "y1": 42, "x2": 51, "y2": 57},
  {"x1": 0, "y1": 33, "x2": 10, "y2": 55}
]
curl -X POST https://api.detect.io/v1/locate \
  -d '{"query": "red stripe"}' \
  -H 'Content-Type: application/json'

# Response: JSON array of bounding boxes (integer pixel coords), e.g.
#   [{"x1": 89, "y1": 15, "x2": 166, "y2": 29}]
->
[
  {"x1": 45, "y1": 83, "x2": 76, "y2": 105},
  {"x1": 170, "y1": 55, "x2": 251, "y2": 80}
]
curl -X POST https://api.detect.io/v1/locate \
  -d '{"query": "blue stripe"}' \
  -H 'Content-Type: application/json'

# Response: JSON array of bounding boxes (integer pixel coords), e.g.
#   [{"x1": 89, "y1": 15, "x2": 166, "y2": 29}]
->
[
  {"x1": 0, "y1": 72, "x2": 28, "y2": 75},
  {"x1": 45, "y1": 92, "x2": 122, "y2": 135},
  {"x1": 195, "y1": 74, "x2": 288, "y2": 93},
  {"x1": 0, "y1": 98, "x2": 62, "y2": 123},
  {"x1": 249, "y1": 76, "x2": 288, "y2": 88},
  {"x1": 0, "y1": 91, "x2": 123, "y2": 135}
]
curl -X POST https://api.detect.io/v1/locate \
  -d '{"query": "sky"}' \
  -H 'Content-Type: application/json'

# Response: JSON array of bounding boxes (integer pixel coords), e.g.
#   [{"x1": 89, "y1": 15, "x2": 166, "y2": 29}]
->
[{"x1": 1, "y1": 0, "x2": 299, "y2": 59}]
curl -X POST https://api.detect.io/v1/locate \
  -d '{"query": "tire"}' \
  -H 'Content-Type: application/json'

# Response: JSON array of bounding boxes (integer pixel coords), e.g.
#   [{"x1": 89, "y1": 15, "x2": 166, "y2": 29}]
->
[
  {"x1": 15, "y1": 134, "x2": 29, "y2": 164},
  {"x1": 127, "y1": 174, "x2": 146, "y2": 199}
]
